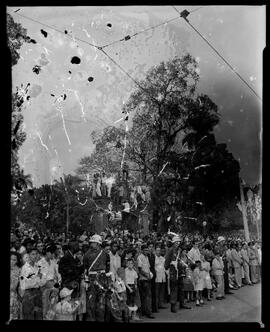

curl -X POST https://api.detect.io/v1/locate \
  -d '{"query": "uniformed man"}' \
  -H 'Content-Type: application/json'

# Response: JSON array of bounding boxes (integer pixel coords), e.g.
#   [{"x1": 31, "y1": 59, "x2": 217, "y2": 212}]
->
[
  {"x1": 83, "y1": 234, "x2": 110, "y2": 321},
  {"x1": 164, "y1": 235, "x2": 191, "y2": 313}
]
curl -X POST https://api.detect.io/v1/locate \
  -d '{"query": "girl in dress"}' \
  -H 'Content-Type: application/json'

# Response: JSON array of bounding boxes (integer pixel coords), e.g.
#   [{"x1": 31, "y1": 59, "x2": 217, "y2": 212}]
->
[
  {"x1": 10, "y1": 252, "x2": 22, "y2": 320},
  {"x1": 193, "y1": 260, "x2": 204, "y2": 306},
  {"x1": 200, "y1": 254, "x2": 212, "y2": 301}
]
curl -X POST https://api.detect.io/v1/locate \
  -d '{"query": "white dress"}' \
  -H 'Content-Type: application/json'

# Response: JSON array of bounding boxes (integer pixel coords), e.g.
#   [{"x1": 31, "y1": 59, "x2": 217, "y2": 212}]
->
[
  {"x1": 193, "y1": 267, "x2": 204, "y2": 291},
  {"x1": 200, "y1": 261, "x2": 212, "y2": 289}
]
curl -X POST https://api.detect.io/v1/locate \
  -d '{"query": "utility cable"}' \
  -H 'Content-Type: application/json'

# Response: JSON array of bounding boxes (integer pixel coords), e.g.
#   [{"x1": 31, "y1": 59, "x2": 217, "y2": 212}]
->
[
  {"x1": 100, "y1": 15, "x2": 181, "y2": 49},
  {"x1": 172, "y1": 7, "x2": 262, "y2": 102}
]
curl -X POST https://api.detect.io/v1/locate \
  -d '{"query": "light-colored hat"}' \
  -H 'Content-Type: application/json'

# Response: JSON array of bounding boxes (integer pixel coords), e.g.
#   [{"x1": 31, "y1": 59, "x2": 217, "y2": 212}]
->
[
  {"x1": 59, "y1": 287, "x2": 73, "y2": 299},
  {"x1": 172, "y1": 235, "x2": 180, "y2": 243},
  {"x1": 90, "y1": 234, "x2": 102, "y2": 244},
  {"x1": 217, "y1": 236, "x2": 225, "y2": 243}
]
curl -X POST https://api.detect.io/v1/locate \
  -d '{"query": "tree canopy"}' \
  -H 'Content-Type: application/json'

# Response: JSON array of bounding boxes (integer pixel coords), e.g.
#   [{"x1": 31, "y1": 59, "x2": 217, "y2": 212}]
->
[{"x1": 76, "y1": 54, "x2": 241, "y2": 232}]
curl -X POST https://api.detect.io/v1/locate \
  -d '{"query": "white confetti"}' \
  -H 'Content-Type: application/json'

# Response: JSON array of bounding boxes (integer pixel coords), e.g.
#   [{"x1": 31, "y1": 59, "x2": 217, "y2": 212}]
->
[{"x1": 36, "y1": 131, "x2": 49, "y2": 151}]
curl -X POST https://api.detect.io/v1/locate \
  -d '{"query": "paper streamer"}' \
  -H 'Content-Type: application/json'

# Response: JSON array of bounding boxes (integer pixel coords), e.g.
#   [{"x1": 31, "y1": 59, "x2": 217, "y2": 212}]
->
[
  {"x1": 36, "y1": 131, "x2": 49, "y2": 151},
  {"x1": 120, "y1": 110, "x2": 129, "y2": 169},
  {"x1": 55, "y1": 97, "x2": 72, "y2": 145}
]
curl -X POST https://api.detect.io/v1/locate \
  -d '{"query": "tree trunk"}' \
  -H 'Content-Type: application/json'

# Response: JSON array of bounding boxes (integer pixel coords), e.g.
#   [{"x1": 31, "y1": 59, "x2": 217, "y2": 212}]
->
[{"x1": 66, "y1": 201, "x2": 70, "y2": 234}]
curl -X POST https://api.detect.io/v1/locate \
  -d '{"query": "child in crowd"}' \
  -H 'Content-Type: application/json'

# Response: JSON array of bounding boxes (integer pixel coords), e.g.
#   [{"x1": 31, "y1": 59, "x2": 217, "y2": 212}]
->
[
  {"x1": 45, "y1": 288, "x2": 59, "y2": 320},
  {"x1": 54, "y1": 288, "x2": 80, "y2": 321},
  {"x1": 193, "y1": 260, "x2": 204, "y2": 306},
  {"x1": 125, "y1": 258, "x2": 140, "y2": 320},
  {"x1": 114, "y1": 267, "x2": 129, "y2": 322},
  {"x1": 200, "y1": 254, "x2": 212, "y2": 301}
]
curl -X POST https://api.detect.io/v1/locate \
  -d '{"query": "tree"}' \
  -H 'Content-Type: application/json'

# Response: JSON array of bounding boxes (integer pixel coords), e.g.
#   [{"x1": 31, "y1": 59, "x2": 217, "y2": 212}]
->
[
  {"x1": 53, "y1": 174, "x2": 83, "y2": 233},
  {"x1": 8, "y1": 12, "x2": 32, "y2": 196},
  {"x1": 75, "y1": 54, "x2": 241, "y2": 233}
]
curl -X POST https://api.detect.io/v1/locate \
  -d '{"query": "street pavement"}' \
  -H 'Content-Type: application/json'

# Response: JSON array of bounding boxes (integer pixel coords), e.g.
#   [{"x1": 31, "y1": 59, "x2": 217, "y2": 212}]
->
[{"x1": 138, "y1": 282, "x2": 261, "y2": 323}]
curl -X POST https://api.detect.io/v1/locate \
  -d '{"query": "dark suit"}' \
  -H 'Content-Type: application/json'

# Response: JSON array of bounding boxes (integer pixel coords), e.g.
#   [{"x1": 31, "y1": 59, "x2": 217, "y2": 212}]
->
[
  {"x1": 165, "y1": 247, "x2": 183, "y2": 305},
  {"x1": 58, "y1": 250, "x2": 84, "y2": 298},
  {"x1": 59, "y1": 250, "x2": 84, "y2": 286},
  {"x1": 148, "y1": 252, "x2": 157, "y2": 312}
]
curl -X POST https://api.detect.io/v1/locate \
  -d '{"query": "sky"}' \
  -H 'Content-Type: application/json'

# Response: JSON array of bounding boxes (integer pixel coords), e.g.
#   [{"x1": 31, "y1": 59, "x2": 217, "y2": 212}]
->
[{"x1": 8, "y1": 5, "x2": 264, "y2": 187}]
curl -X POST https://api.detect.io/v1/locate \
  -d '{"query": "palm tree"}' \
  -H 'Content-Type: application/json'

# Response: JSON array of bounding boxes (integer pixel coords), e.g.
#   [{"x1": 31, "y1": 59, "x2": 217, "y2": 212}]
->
[
  {"x1": 53, "y1": 174, "x2": 82, "y2": 233},
  {"x1": 12, "y1": 167, "x2": 33, "y2": 192}
]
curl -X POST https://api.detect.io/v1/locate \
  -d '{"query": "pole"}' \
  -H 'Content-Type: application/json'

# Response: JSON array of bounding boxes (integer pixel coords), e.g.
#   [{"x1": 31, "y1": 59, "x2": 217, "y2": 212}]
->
[{"x1": 239, "y1": 178, "x2": 250, "y2": 242}]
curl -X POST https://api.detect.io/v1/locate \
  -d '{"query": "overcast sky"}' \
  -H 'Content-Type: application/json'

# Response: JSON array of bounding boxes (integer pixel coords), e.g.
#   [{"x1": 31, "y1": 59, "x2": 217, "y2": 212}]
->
[{"x1": 8, "y1": 5, "x2": 264, "y2": 187}]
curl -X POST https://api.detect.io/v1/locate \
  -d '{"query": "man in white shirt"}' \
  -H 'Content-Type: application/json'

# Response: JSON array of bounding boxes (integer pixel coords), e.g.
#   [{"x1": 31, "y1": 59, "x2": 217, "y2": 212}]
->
[
  {"x1": 154, "y1": 246, "x2": 167, "y2": 310},
  {"x1": 109, "y1": 241, "x2": 121, "y2": 282},
  {"x1": 137, "y1": 244, "x2": 154, "y2": 318},
  {"x1": 37, "y1": 244, "x2": 62, "y2": 319},
  {"x1": 20, "y1": 247, "x2": 47, "y2": 320},
  {"x1": 187, "y1": 241, "x2": 201, "y2": 264}
]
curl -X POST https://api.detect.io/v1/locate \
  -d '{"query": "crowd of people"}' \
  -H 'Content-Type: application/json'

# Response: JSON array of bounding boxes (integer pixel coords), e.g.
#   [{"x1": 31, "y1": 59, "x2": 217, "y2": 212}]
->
[{"x1": 10, "y1": 224, "x2": 261, "y2": 322}]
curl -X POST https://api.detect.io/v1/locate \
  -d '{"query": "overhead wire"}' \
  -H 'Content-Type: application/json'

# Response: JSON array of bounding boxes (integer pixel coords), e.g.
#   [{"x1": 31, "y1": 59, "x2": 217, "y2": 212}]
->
[
  {"x1": 172, "y1": 6, "x2": 262, "y2": 102},
  {"x1": 99, "y1": 15, "x2": 181, "y2": 49}
]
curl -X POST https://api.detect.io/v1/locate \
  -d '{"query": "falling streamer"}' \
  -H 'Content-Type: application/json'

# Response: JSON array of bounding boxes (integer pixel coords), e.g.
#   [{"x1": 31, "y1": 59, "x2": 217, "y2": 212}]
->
[
  {"x1": 72, "y1": 89, "x2": 86, "y2": 121},
  {"x1": 158, "y1": 162, "x2": 169, "y2": 177},
  {"x1": 120, "y1": 110, "x2": 129, "y2": 169},
  {"x1": 36, "y1": 131, "x2": 49, "y2": 151},
  {"x1": 82, "y1": 28, "x2": 91, "y2": 38},
  {"x1": 55, "y1": 99, "x2": 72, "y2": 145}
]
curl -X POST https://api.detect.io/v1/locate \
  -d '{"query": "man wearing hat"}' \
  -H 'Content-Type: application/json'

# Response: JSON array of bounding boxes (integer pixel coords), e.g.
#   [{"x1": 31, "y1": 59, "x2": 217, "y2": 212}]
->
[
  {"x1": 83, "y1": 234, "x2": 110, "y2": 321},
  {"x1": 165, "y1": 235, "x2": 191, "y2": 313}
]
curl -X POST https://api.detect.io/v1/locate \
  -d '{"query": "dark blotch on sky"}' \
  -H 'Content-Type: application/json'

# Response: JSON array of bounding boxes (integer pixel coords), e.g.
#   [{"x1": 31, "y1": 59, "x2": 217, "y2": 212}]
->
[
  {"x1": 68, "y1": 70, "x2": 72, "y2": 74},
  {"x1": 64, "y1": 30, "x2": 68, "y2": 34},
  {"x1": 26, "y1": 96, "x2": 30, "y2": 100},
  {"x1": 32, "y1": 65, "x2": 41, "y2": 75},
  {"x1": 70, "y1": 56, "x2": 81, "y2": 64},
  {"x1": 50, "y1": 94, "x2": 55, "y2": 97},
  {"x1": 30, "y1": 39, "x2": 37, "y2": 44},
  {"x1": 107, "y1": 23, "x2": 112, "y2": 28},
  {"x1": 40, "y1": 29, "x2": 48, "y2": 38},
  {"x1": 88, "y1": 77, "x2": 94, "y2": 82},
  {"x1": 63, "y1": 94, "x2": 67, "y2": 100}
]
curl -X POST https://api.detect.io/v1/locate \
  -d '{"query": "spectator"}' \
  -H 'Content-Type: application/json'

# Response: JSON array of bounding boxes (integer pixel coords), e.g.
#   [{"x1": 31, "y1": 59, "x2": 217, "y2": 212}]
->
[
  {"x1": 247, "y1": 242, "x2": 257, "y2": 284},
  {"x1": 193, "y1": 260, "x2": 204, "y2": 306},
  {"x1": 148, "y1": 241, "x2": 157, "y2": 313},
  {"x1": 231, "y1": 243, "x2": 242, "y2": 288},
  {"x1": 20, "y1": 247, "x2": 47, "y2": 320},
  {"x1": 58, "y1": 241, "x2": 84, "y2": 296},
  {"x1": 54, "y1": 288, "x2": 80, "y2": 320},
  {"x1": 154, "y1": 246, "x2": 167, "y2": 310},
  {"x1": 212, "y1": 250, "x2": 225, "y2": 300},
  {"x1": 137, "y1": 244, "x2": 154, "y2": 318},
  {"x1": 200, "y1": 254, "x2": 212, "y2": 301},
  {"x1": 240, "y1": 242, "x2": 252, "y2": 285},
  {"x1": 38, "y1": 244, "x2": 61, "y2": 319},
  {"x1": 187, "y1": 241, "x2": 201, "y2": 264},
  {"x1": 109, "y1": 241, "x2": 121, "y2": 282}
]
